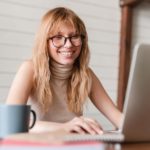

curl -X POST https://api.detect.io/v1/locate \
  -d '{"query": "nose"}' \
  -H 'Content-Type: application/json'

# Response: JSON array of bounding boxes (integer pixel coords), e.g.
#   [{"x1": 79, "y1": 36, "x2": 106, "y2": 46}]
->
[{"x1": 64, "y1": 38, "x2": 72, "y2": 48}]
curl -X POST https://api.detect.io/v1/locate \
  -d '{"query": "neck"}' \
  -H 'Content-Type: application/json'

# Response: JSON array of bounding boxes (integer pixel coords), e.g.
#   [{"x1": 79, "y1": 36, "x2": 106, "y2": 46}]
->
[{"x1": 50, "y1": 59, "x2": 73, "y2": 80}]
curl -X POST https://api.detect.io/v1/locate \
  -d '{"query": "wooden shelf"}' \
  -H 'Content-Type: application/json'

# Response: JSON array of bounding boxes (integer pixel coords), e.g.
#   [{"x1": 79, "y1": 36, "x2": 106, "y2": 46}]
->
[{"x1": 118, "y1": 0, "x2": 145, "y2": 110}]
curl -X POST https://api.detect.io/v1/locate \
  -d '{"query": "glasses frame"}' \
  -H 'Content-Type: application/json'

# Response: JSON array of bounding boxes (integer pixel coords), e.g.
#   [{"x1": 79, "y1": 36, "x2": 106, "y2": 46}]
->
[{"x1": 48, "y1": 34, "x2": 85, "y2": 48}]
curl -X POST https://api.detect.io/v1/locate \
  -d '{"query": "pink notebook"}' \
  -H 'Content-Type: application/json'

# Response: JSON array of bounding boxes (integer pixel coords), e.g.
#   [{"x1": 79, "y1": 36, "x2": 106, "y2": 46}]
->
[{"x1": 0, "y1": 138, "x2": 104, "y2": 150}]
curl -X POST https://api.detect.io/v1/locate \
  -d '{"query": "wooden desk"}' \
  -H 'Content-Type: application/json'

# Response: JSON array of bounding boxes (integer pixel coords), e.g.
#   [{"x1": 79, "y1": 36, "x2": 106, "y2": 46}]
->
[
  {"x1": 104, "y1": 143, "x2": 150, "y2": 150},
  {"x1": 1, "y1": 132, "x2": 150, "y2": 150}
]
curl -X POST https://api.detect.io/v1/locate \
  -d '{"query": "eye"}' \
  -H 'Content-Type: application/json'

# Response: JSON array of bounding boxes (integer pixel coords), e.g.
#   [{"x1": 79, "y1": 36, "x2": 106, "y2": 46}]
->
[
  {"x1": 53, "y1": 35, "x2": 63, "y2": 40},
  {"x1": 71, "y1": 35, "x2": 80, "y2": 40},
  {"x1": 72, "y1": 35, "x2": 79, "y2": 38}
]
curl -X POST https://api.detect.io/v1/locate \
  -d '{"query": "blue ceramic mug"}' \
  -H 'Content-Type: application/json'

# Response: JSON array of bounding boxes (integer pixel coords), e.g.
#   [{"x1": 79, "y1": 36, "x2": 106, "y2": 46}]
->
[{"x1": 0, "y1": 104, "x2": 36, "y2": 138}]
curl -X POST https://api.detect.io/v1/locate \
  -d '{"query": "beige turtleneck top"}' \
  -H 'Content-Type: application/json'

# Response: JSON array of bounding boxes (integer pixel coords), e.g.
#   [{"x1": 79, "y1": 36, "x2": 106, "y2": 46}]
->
[{"x1": 28, "y1": 60, "x2": 82, "y2": 123}]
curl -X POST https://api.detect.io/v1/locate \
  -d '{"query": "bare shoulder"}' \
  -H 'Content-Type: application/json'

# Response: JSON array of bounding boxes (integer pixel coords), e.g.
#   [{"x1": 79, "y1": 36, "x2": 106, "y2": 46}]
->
[
  {"x1": 88, "y1": 68, "x2": 99, "y2": 80},
  {"x1": 19, "y1": 59, "x2": 34, "y2": 72},
  {"x1": 88, "y1": 67, "x2": 103, "y2": 92},
  {"x1": 18, "y1": 60, "x2": 34, "y2": 77},
  {"x1": 6, "y1": 60, "x2": 34, "y2": 104}
]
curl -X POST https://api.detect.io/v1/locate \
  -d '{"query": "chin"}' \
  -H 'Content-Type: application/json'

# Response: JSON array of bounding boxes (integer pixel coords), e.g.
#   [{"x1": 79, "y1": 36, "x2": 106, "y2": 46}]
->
[{"x1": 59, "y1": 60, "x2": 75, "y2": 66}]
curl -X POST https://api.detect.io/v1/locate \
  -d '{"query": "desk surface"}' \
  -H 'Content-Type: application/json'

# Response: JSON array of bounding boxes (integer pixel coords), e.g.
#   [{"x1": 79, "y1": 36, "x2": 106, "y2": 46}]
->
[{"x1": 0, "y1": 132, "x2": 150, "y2": 150}]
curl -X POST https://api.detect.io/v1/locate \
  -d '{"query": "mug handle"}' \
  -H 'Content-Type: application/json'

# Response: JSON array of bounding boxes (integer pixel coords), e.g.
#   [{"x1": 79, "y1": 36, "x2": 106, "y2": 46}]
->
[{"x1": 29, "y1": 110, "x2": 36, "y2": 129}]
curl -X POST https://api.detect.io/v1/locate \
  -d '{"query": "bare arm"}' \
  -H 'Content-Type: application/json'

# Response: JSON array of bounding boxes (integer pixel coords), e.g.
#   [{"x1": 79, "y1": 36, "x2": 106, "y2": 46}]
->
[
  {"x1": 6, "y1": 61, "x2": 63, "y2": 132},
  {"x1": 6, "y1": 60, "x2": 34, "y2": 104},
  {"x1": 89, "y1": 69, "x2": 123, "y2": 129}
]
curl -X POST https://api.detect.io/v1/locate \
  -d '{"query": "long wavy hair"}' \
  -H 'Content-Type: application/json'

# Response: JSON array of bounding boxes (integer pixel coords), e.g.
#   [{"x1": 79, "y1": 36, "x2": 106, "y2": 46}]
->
[{"x1": 32, "y1": 7, "x2": 92, "y2": 114}]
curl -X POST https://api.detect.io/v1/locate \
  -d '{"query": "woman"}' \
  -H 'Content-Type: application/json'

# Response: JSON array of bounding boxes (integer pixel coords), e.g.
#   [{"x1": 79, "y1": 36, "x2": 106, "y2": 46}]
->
[{"x1": 6, "y1": 7, "x2": 122, "y2": 135}]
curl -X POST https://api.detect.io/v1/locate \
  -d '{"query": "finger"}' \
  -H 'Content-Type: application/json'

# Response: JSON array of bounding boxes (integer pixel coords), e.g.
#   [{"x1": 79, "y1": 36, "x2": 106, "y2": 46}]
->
[
  {"x1": 77, "y1": 120, "x2": 97, "y2": 135},
  {"x1": 71, "y1": 125, "x2": 87, "y2": 134},
  {"x1": 84, "y1": 118, "x2": 102, "y2": 128},
  {"x1": 84, "y1": 118, "x2": 103, "y2": 134},
  {"x1": 73, "y1": 117, "x2": 98, "y2": 135},
  {"x1": 86, "y1": 120, "x2": 103, "y2": 134}
]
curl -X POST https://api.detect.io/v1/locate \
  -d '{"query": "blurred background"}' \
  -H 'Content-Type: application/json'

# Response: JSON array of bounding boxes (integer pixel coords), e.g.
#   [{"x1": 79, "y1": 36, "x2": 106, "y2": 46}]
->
[{"x1": 0, "y1": 0, "x2": 150, "y2": 129}]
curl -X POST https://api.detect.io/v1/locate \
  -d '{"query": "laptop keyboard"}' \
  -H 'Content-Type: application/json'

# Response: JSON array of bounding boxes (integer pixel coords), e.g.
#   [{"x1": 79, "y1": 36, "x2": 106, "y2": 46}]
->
[{"x1": 62, "y1": 133, "x2": 125, "y2": 142}]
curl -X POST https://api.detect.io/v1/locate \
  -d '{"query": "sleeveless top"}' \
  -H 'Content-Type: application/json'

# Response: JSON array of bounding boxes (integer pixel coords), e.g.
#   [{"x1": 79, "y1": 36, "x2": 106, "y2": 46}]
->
[{"x1": 28, "y1": 60, "x2": 82, "y2": 123}]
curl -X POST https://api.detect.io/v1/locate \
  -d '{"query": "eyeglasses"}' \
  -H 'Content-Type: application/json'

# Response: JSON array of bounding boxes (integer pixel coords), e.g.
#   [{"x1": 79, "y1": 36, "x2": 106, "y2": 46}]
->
[{"x1": 48, "y1": 34, "x2": 84, "y2": 48}]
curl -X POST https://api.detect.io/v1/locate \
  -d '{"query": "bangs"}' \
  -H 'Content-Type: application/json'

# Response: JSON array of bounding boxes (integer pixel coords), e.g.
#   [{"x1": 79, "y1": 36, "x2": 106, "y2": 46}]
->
[{"x1": 48, "y1": 16, "x2": 83, "y2": 37}]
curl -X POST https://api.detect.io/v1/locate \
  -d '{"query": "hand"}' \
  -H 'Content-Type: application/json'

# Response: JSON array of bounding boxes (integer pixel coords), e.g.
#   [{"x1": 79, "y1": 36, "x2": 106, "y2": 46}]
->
[{"x1": 61, "y1": 116, "x2": 103, "y2": 135}]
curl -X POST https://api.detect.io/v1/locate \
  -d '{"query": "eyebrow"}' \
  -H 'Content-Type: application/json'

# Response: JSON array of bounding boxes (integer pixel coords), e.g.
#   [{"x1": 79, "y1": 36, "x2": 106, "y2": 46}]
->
[{"x1": 56, "y1": 31, "x2": 78, "y2": 36}]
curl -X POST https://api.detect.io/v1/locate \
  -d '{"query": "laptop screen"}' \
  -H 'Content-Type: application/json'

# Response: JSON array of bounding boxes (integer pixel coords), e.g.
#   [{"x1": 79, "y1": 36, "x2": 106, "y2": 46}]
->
[{"x1": 121, "y1": 43, "x2": 150, "y2": 142}]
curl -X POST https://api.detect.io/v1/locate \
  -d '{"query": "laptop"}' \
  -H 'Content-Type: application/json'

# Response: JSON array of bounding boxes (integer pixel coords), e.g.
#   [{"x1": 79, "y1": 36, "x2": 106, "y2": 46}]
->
[{"x1": 62, "y1": 43, "x2": 150, "y2": 142}]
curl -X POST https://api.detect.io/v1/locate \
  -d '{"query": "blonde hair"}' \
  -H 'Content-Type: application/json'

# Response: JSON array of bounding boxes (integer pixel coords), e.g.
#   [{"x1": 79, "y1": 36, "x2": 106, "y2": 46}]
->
[{"x1": 32, "y1": 7, "x2": 92, "y2": 114}]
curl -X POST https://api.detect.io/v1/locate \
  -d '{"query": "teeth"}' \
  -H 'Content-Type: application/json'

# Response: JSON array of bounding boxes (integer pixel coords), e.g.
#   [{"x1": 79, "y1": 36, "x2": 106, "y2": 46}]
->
[{"x1": 60, "y1": 51, "x2": 73, "y2": 57}]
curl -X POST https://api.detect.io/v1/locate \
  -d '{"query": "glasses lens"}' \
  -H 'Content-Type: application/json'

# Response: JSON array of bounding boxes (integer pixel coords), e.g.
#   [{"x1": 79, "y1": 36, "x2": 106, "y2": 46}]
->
[
  {"x1": 51, "y1": 35, "x2": 64, "y2": 48},
  {"x1": 50, "y1": 35, "x2": 83, "y2": 48},
  {"x1": 70, "y1": 35, "x2": 82, "y2": 46}
]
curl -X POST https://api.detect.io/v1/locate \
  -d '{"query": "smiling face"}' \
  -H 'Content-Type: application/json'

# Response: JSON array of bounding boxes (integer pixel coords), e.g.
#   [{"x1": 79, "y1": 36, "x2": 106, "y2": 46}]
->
[{"x1": 48, "y1": 22, "x2": 82, "y2": 66}]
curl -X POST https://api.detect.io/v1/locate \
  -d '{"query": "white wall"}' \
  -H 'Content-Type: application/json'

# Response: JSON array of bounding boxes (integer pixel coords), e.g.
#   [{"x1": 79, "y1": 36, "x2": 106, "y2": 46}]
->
[
  {"x1": 0, "y1": 0, "x2": 121, "y2": 129},
  {"x1": 132, "y1": 1, "x2": 150, "y2": 52}
]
